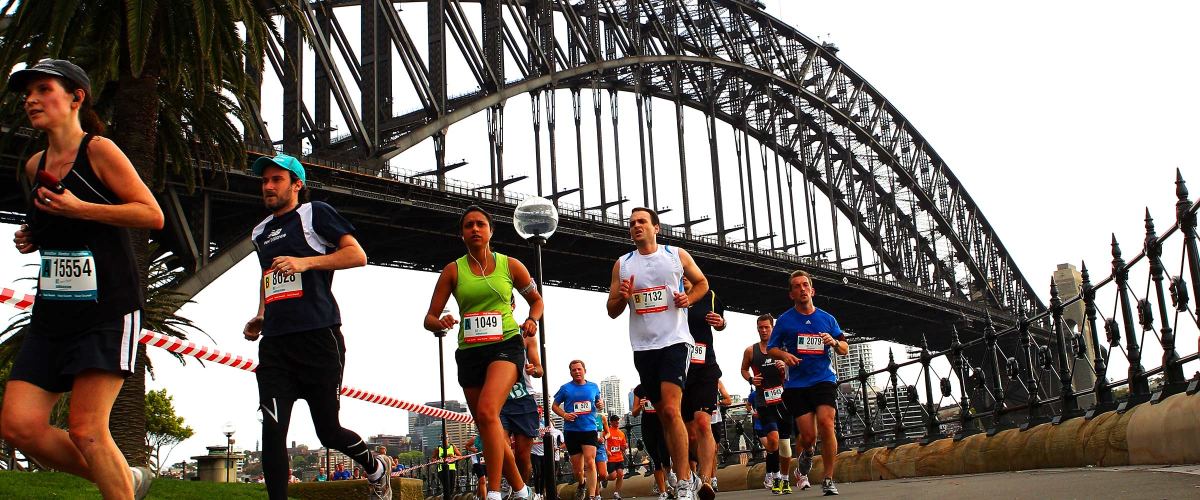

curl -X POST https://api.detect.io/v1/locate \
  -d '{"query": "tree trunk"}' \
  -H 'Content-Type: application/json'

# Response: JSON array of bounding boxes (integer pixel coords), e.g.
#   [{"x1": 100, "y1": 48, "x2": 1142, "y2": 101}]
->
[{"x1": 106, "y1": 16, "x2": 164, "y2": 468}]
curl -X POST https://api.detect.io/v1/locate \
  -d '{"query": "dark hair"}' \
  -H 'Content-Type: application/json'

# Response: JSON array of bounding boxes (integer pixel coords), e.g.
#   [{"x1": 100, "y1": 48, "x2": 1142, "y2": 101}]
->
[
  {"x1": 53, "y1": 76, "x2": 105, "y2": 135},
  {"x1": 756, "y1": 313, "x2": 775, "y2": 324},
  {"x1": 568, "y1": 359, "x2": 586, "y2": 370},
  {"x1": 287, "y1": 171, "x2": 310, "y2": 202},
  {"x1": 630, "y1": 207, "x2": 660, "y2": 226},
  {"x1": 459, "y1": 205, "x2": 494, "y2": 230}
]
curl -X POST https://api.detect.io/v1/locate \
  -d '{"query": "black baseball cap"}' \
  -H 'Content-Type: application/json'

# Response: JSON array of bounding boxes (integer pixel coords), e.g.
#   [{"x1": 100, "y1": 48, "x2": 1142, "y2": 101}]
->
[{"x1": 7, "y1": 59, "x2": 92, "y2": 96}]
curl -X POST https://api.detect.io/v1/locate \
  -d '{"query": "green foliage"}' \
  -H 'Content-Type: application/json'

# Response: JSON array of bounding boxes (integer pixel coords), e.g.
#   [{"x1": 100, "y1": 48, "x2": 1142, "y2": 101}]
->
[
  {"x1": 145, "y1": 388, "x2": 194, "y2": 473},
  {"x1": 398, "y1": 450, "x2": 425, "y2": 466},
  {"x1": 0, "y1": 0, "x2": 303, "y2": 190}
]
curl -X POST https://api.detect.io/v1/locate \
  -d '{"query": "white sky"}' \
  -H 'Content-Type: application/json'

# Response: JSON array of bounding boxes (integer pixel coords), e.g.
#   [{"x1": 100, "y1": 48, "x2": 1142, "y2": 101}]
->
[{"x1": 2, "y1": 0, "x2": 1199, "y2": 466}]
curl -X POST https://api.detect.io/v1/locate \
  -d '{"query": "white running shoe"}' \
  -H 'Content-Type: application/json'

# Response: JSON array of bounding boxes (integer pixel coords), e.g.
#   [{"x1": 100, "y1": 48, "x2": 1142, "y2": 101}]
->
[
  {"x1": 763, "y1": 471, "x2": 775, "y2": 490},
  {"x1": 130, "y1": 466, "x2": 155, "y2": 500},
  {"x1": 674, "y1": 474, "x2": 695, "y2": 500},
  {"x1": 821, "y1": 477, "x2": 839, "y2": 496},
  {"x1": 796, "y1": 474, "x2": 811, "y2": 491},
  {"x1": 368, "y1": 455, "x2": 394, "y2": 499}
]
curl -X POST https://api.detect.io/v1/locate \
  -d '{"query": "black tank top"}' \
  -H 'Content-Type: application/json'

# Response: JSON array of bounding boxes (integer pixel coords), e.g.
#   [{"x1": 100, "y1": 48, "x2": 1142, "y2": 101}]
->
[
  {"x1": 750, "y1": 342, "x2": 784, "y2": 406},
  {"x1": 29, "y1": 134, "x2": 142, "y2": 334}
]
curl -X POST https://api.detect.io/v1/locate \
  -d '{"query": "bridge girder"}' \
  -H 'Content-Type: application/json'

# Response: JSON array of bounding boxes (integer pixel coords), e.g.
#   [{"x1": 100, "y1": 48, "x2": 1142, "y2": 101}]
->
[{"x1": 207, "y1": 1, "x2": 1044, "y2": 324}]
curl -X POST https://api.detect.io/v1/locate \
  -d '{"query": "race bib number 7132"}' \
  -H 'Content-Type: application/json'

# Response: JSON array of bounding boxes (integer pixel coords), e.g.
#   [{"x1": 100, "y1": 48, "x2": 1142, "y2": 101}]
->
[{"x1": 632, "y1": 286, "x2": 669, "y2": 314}]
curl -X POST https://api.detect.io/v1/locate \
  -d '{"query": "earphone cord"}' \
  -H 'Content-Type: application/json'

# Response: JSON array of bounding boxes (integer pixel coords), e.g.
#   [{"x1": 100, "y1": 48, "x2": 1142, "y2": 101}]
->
[{"x1": 469, "y1": 244, "x2": 509, "y2": 306}]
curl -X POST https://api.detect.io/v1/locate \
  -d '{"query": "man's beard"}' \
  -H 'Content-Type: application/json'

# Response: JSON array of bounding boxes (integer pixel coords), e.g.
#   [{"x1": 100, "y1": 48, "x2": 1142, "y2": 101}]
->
[{"x1": 265, "y1": 192, "x2": 292, "y2": 211}]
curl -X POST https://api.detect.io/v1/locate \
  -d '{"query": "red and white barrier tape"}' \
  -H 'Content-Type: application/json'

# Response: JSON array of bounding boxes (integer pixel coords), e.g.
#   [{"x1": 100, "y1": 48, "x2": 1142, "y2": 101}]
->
[
  {"x1": 1, "y1": 286, "x2": 473, "y2": 423},
  {"x1": 391, "y1": 451, "x2": 482, "y2": 477}
]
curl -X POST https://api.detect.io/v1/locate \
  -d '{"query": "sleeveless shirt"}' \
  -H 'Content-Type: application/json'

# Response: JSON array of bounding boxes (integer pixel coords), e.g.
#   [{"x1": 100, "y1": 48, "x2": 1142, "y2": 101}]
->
[
  {"x1": 29, "y1": 134, "x2": 142, "y2": 335},
  {"x1": 617, "y1": 244, "x2": 693, "y2": 351}
]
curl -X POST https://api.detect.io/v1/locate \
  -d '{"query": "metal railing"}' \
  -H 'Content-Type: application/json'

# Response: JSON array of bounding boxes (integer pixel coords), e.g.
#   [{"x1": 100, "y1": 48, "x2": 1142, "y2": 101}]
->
[{"x1": 830, "y1": 172, "x2": 1200, "y2": 450}]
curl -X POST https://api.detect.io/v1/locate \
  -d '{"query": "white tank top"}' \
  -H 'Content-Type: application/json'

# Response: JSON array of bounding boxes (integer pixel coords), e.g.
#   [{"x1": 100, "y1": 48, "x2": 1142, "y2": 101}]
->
[{"x1": 618, "y1": 244, "x2": 694, "y2": 351}]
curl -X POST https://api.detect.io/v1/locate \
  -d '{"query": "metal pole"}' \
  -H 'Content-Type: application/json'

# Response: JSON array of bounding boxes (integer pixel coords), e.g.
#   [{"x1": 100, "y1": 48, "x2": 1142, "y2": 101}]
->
[
  {"x1": 1145, "y1": 210, "x2": 1185, "y2": 399},
  {"x1": 436, "y1": 323, "x2": 451, "y2": 499},
  {"x1": 226, "y1": 435, "x2": 232, "y2": 483},
  {"x1": 1081, "y1": 263, "x2": 1114, "y2": 418},
  {"x1": 533, "y1": 238, "x2": 558, "y2": 500},
  {"x1": 1112, "y1": 236, "x2": 1150, "y2": 409}
]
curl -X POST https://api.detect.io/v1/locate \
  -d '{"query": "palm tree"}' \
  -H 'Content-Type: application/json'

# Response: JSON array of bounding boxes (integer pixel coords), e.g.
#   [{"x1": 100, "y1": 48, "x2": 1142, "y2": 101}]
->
[{"x1": 0, "y1": 0, "x2": 301, "y2": 465}]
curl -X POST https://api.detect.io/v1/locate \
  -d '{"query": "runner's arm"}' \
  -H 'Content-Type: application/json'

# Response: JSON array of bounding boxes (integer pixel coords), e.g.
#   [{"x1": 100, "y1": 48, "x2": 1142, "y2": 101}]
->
[
  {"x1": 606, "y1": 260, "x2": 630, "y2": 318},
  {"x1": 279, "y1": 233, "x2": 366, "y2": 273},
  {"x1": 509, "y1": 257, "x2": 544, "y2": 335},
  {"x1": 767, "y1": 346, "x2": 800, "y2": 366},
  {"x1": 740, "y1": 346, "x2": 758, "y2": 385},
  {"x1": 34, "y1": 138, "x2": 164, "y2": 230},
  {"x1": 523, "y1": 336, "x2": 543, "y2": 377},
  {"x1": 424, "y1": 263, "x2": 460, "y2": 333},
  {"x1": 717, "y1": 380, "x2": 732, "y2": 406},
  {"x1": 631, "y1": 397, "x2": 643, "y2": 416},
  {"x1": 677, "y1": 249, "x2": 709, "y2": 306}
]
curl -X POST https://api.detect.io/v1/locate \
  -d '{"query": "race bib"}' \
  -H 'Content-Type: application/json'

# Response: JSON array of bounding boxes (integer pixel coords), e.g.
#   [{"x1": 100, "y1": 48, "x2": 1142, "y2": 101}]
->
[
  {"x1": 609, "y1": 445, "x2": 621, "y2": 454},
  {"x1": 40, "y1": 249, "x2": 97, "y2": 301},
  {"x1": 573, "y1": 401, "x2": 593, "y2": 414},
  {"x1": 643, "y1": 399, "x2": 655, "y2": 413},
  {"x1": 764, "y1": 386, "x2": 784, "y2": 405},
  {"x1": 797, "y1": 333, "x2": 826, "y2": 355},
  {"x1": 690, "y1": 343, "x2": 707, "y2": 364},
  {"x1": 632, "y1": 286, "x2": 669, "y2": 314},
  {"x1": 462, "y1": 311, "x2": 504, "y2": 343},
  {"x1": 263, "y1": 269, "x2": 303, "y2": 303}
]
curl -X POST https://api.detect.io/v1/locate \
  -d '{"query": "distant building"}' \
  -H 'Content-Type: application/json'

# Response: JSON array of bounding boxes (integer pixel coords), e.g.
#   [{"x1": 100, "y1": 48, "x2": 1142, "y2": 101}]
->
[
  {"x1": 409, "y1": 400, "x2": 470, "y2": 452},
  {"x1": 1053, "y1": 263, "x2": 1097, "y2": 407},
  {"x1": 600, "y1": 376, "x2": 625, "y2": 417}
]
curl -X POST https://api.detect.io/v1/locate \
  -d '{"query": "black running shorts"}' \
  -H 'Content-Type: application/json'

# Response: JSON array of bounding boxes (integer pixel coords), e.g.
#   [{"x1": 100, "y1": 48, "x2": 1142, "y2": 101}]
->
[
  {"x1": 10, "y1": 311, "x2": 141, "y2": 393},
  {"x1": 783, "y1": 382, "x2": 838, "y2": 417},
  {"x1": 564, "y1": 430, "x2": 598, "y2": 456},
  {"x1": 632, "y1": 342, "x2": 690, "y2": 403},
  {"x1": 756, "y1": 403, "x2": 792, "y2": 439},
  {"x1": 681, "y1": 362, "x2": 721, "y2": 422},
  {"x1": 455, "y1": 334, "x2": 524, "y2": 388}
]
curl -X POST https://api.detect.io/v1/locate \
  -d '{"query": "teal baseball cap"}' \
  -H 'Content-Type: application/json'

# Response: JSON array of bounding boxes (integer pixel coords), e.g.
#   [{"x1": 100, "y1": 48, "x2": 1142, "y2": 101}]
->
[{"x1": 252, "y1": 153, "x2": 305, "y2": 183}]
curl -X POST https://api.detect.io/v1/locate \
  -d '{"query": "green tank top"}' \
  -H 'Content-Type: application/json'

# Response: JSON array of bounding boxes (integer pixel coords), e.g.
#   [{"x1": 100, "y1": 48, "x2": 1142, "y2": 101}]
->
[{"x1": 454, "y1": 252, "x2": 520, "y2": 349}]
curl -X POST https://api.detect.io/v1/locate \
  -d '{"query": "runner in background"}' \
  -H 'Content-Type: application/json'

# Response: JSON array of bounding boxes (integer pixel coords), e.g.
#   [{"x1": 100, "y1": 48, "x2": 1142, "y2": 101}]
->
[
  {"x1": 632, "y1": 384, "x2": 669, "y2": 500},
  {"x1": 553, "y1": 360, "x2": 603, "y2": 500},
  {"x1": 603, "y1": 415, "x2": 628, "y2": 499},
  {"x1": 741, "y1": 314, "x2": 792, "y2": 494}
]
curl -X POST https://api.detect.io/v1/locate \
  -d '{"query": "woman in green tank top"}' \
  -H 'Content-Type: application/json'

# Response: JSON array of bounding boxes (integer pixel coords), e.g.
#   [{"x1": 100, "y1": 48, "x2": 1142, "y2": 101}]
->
[{"x1": 423, "y1": 206, "x2": 543, "y2": 500}]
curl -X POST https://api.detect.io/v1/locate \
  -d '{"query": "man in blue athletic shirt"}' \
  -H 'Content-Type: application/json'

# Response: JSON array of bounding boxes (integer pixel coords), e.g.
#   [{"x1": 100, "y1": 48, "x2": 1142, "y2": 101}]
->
[
  {"x1": 766, "y1": 270, "x2": 847, "y2": 496},
  {"x1": 553, "y1": 360, "x2": 604, "y2": 500}
]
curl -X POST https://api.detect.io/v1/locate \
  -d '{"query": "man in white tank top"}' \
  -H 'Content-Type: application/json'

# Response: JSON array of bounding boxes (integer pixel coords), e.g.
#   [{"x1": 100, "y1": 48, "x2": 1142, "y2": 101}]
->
[{"x1": 605, "y1": 207, "x2": 713, "y2": 500}]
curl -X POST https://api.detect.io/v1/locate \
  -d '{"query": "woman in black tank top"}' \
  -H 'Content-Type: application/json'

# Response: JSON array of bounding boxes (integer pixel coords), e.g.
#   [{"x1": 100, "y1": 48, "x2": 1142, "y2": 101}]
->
[{"x1": 3, "y1": 59, "x2": 164, "y2": 499}]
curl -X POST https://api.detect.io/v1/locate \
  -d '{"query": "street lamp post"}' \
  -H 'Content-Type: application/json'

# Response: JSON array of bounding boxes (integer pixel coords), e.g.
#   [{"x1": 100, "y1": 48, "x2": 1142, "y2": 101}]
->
[
  {"x1": 436, "y1": 308, "x2": 452, "y2": 500},
  {"x1": 513, "y1": 197, "x2": 559, "y2": 500},
  {"x1": 222, "y1": 422, "x2": 236, "y2": 483}
]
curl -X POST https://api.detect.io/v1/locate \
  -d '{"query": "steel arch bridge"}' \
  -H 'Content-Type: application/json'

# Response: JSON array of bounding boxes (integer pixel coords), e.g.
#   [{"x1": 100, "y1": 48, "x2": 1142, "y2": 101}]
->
[{"x1": 0, "y1": 0, "x2": 1047, "y2": 345}]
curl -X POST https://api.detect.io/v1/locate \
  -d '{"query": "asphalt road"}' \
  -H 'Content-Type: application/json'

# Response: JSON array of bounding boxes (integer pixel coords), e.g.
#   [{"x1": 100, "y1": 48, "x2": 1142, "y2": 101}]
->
[{"x1": 714, "y1": 465, "x2": 1200, "y2": 500}]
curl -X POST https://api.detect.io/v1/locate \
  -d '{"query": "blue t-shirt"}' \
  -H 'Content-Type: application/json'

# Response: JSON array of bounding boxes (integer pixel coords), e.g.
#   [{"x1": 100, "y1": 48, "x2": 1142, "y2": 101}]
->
[
  {"x1": 766, "y1": 307, "x2": 844, "y2": 388},
  {"x1": 252, "y1": 201, "x2": 356, "y2": 336},
  {"x1": 554, "y1": 381, "x2": 600, "y2": 432}
]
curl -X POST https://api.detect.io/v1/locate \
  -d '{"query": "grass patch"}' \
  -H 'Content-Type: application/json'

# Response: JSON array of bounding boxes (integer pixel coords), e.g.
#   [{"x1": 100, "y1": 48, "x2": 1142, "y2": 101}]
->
[
  {"x1": 0, "y1": 470, "x2": 424, "y2": 499},
  {"x1": 0, "y1": 470, "x2": 278, "y2": 499}
]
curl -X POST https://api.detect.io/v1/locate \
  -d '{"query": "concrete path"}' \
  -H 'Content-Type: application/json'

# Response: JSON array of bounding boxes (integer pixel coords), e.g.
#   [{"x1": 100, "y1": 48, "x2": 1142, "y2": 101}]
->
[{"x1": 707, "y1": 465, "x2": 1200, "y2": 499}]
